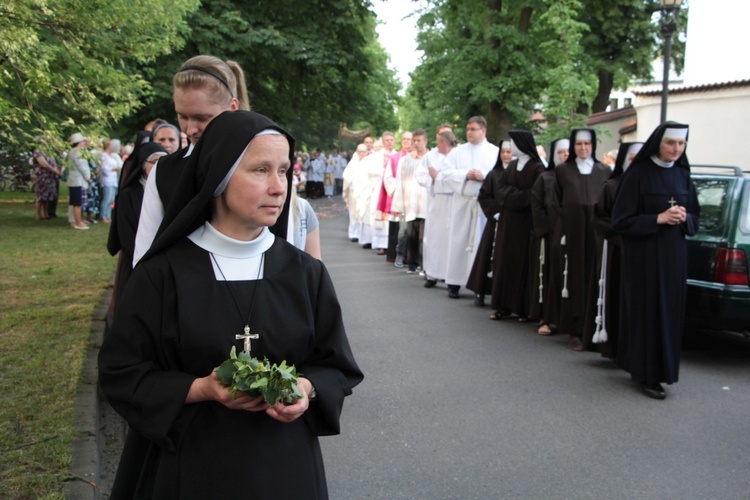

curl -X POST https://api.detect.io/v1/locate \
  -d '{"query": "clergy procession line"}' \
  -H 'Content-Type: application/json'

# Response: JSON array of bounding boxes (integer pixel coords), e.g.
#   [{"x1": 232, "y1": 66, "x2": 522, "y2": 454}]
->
[{"x1": 341, "y1": 118, "x2": 699, "y2": 402}]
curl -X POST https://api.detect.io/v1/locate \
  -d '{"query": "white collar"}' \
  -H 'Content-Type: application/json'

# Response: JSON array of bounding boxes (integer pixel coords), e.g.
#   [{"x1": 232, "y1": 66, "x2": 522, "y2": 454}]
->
[
  {"x1": 575, "y1": 157, "x2": 594, "y2": 174},
  {"x1": 651, "y1": 155, "x2": 674, "y2": 168},
  {"x1": 516, "y1": 153, "x2": 530, "y2": 171},
  {"x1": 189, "y1": 222, "x2": 273, "y2": 258},
  {"x1": 188, "y1": 223, "x2": 274, "y2": 281}
]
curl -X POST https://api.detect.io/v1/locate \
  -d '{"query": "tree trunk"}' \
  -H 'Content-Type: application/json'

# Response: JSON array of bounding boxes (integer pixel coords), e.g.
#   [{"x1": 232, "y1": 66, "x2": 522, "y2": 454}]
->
[
  {"x1": 488, "y1": 101, "x2": 512, "y2": 144},
  {"x1": 592, "y1": 69, "x2": 614, "y2": 114}
]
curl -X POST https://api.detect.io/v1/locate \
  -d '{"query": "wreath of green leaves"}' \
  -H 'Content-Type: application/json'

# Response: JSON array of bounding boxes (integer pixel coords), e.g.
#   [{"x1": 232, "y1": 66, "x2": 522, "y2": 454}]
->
[{"x1": 215, "y1": 346, "x2": 302, "y2": 406}]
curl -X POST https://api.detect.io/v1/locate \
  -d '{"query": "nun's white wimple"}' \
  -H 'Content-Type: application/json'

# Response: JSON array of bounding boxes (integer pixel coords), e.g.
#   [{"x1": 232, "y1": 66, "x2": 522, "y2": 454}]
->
[{"x1": 213, "y1": 129, "x2": 282, "y2": 197}]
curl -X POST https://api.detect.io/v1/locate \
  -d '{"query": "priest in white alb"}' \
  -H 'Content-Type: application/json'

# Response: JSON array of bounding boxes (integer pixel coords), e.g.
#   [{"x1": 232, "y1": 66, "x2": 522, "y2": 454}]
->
[{"x1": 437, "y1": 116, "x2": 500, "y2": 299}]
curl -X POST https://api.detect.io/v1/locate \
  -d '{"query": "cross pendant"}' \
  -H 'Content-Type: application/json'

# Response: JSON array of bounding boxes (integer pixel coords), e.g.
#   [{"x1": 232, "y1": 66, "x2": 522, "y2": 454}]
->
[
  {"x1": 668, "y1": 196, "x2": 677, "y2": 208},
  {"x1": 236, "y1": 325, "x2": 259, "y2": 355}
]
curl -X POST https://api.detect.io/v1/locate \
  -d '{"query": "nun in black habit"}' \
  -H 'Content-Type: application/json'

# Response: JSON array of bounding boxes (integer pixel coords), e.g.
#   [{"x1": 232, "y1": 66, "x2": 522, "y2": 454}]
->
[
  {"x1": 487, "y1": 131, "x2": 545, "y2": 321},
  {"x1": 582, "y1": 142, "x2": 643, "y2": 357},
  {"x1": 465, "y1": 141, "x2": 510, "y2": 306},
  {"x1": 99, "y1": 110, "x2": 363, "y2": 499},
  {"x1": 106, "y1": 142, "x2": 168, "y2": 315},
  {"x1": 529, "y1": 138, "x2": 567, "y2": 333},
  {"x1": 611, "y1": 122, "x2": 699, "y2": 400},
  {"x1": 551, "y1": 128, "x2": 610, "y2": 349}
]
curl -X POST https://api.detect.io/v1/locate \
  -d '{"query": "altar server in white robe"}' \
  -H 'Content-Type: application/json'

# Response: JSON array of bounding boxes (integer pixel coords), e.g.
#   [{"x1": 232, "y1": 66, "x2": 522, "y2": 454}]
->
[
  {"x1": 437, "y1": 116, "x2": 500, "y2": 299},
  {"x1": 343, "y1": 144, "x2": 368, "y2": 241},
  {"x1": 356, "y1": 141, "x2": 388, "y2": 249},
  {"x1": 417, "y1": 127, "x2": 456, "y2": 287}
]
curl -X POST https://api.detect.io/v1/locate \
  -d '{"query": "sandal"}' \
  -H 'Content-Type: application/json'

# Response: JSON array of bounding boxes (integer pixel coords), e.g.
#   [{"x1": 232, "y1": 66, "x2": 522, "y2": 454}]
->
[
  {"x1": 537, "y1": 323, "x2": 553, "y2": 335},
  {"x1": 489, "y1": 311, "x2": 502, "y2": 321},
  {"x1": 517, "y1": 316, "x2": 528, "y2": 323}
]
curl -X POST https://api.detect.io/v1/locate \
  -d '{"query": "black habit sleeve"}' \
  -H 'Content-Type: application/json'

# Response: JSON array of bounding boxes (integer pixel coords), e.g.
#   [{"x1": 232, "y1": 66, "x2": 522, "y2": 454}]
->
[
  {"x1": 99, "y1": 256, "x2": 196, "y2": 453},
  {"x1": 299, "y1": 260, "x2": 364, "y2": 436},
  {"x1": 477, "y1": 169, "x2": 502, "y2": 219}
]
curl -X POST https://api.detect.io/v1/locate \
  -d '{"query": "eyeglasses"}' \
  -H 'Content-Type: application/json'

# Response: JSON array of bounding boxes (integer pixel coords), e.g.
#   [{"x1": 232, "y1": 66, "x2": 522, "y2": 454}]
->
[{"x1": 466, "y1": 127, "x2": 482, "y2": 132}]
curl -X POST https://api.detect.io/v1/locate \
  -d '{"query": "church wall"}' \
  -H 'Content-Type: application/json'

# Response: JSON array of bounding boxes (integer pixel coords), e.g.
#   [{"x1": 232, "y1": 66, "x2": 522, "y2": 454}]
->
[{"x1": 634, "y1": 87, "x2": 750, "y2": 169}]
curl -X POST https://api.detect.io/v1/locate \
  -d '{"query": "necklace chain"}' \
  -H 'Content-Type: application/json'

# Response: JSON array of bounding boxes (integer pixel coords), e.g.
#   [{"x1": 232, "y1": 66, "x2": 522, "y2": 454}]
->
[{"x1": 210, "y1": 252, "x2": 264, "y2": 329}]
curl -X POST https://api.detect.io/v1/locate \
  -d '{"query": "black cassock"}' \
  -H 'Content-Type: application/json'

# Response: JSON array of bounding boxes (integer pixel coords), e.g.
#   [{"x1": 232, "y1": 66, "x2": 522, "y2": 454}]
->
[
  {"x1": 553, "y1": 162, "x2": 610, "y2": 335},
  {"x1": 531, "y1": 171, "x2": 560, "y2": 324},
  {"x1": 582, "y1": 178, "x2": 622, "y2": 358},
  {"x1": 489, "y1": 159, "x2": 545, "y2": 316},
  {"x1": 99, "y1": 237, "x2": 363, "y2": 499},
  {"x1": 612, "y1": 159, "x2": 699, "y2": 384},
  {"x1": 466, "y1": 166, "x2": 504, "y2": 296},
  {"x1": 110, "y1": 183, "x2": 143, "y2": 314}
]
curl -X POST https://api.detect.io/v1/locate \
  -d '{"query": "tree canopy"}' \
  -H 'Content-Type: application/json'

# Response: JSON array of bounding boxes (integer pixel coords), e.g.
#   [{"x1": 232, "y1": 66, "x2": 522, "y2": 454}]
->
[
  {"x1": 0, "y1": 0, "x2": 199, "y2": 153},
  {"x1": 1, "y1": 0, "x2": 689, "y2": 154},
  {"x1": 1, "y1": 0, "x2": 400, "y2": 154},
  {"x1": 121, "y1": 0, "x2": 400, "y2": 149},
  {"x1": 402, "y1": 0, "x2": 687, "y2": 144}
]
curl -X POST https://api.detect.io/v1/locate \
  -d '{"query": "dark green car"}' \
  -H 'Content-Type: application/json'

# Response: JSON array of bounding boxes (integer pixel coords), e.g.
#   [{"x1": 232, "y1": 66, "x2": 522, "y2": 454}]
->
[{"x1": 686, "y1": 166, "x2": 750, "y2": 334}]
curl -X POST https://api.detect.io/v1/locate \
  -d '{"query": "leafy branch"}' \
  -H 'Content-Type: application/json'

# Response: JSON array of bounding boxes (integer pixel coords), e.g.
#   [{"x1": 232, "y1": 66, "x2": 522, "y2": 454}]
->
[{"x1": 215, "y1": 346, "x2": 302, "y2": 407}]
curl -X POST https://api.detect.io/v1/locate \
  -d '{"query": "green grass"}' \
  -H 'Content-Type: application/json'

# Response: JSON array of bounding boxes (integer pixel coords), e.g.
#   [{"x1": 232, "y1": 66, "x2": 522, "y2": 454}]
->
[{"x1": 0, "y1": 191, "x2": 116, "y2": 498}]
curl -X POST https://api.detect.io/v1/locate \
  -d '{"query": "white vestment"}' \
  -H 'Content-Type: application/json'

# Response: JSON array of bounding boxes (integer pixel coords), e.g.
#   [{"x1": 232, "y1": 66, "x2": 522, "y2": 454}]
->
[
  {"x1": 355, "y1": 151, "x2": 388, "y2": 247},
  {"x1": 438, "y1": 139, "x2": 499, "y2": 287},
  {"x1": 342, "y1": 154, "x2": 363, "y2": 239},
  {"x1": 417, "y1": 149, "x2": 451, "y2": 281},
  {"x1": 391, "y1": 153, "x2": 427, "y2": 222}
]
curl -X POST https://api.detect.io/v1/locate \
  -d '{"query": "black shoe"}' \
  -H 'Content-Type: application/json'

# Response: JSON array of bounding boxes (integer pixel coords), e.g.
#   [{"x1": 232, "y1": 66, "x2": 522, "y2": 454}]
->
[
  {"x1": 406, "y1": 267, "x2": 418, "y2": 274},
  {"x1": 362, "y1": 243, "x2": 372, "y2": 249},
  {"x1": 350, "y1": 238, "x2": 358, "y2": 242},
  {"x1": 424, "y1": 279, "x2": 437, "y2": 288},
  {"x1": 473, "y1": 293, "x2": 485, "y2": 307},
  {"x1": 447, "y1": 286, "x2": 460, "y2": 299},
  {"x1": 641, "y1": 382, "x2": 667, "y2": 400}
]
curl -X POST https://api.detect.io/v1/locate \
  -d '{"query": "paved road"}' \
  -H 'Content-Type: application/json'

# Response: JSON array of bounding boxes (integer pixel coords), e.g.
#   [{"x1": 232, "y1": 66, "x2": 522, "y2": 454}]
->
[{"x1": 315, "y1": 199, "x2": 750, "y2": 499}]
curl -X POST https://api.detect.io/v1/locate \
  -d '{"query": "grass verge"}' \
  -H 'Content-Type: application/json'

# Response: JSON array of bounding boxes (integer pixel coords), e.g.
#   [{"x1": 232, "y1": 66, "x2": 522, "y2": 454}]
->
[{"x1": 0, "y1": 192, "x2": 115, "y2": 498}]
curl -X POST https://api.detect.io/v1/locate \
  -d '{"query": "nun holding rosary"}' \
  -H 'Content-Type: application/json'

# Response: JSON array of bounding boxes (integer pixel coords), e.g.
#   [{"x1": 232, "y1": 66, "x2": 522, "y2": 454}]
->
[
  {"x1": 611, "y1": 121, "x2": 699, "y2": 400},
  {"x1": 99, "y1": 110, "x2": 363, "y2": 499}
]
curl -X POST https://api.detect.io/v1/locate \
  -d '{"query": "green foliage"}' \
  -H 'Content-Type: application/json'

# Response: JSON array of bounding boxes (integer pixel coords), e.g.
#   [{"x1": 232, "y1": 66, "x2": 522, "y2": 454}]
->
[
  {"x1": 122, "y1": 0, "x2": 399, "y2": 149},
  {"x1": 404, "y1": 0, "x2": 682, "y2": 139},
  {"x1": 533, "y1": 0, "x2": 595, "y2": 143},
  {"x1": 0, "y1": 0, "x2": 199, "y2": 154},
  {"x1": 215, "y1": 346, "x2": 302, "y2": 406}
]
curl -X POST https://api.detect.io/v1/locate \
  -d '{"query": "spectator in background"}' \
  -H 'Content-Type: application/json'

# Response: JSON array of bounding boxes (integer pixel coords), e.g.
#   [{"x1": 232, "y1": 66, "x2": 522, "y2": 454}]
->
[
  {"x1": 603, "y1": 149, "x2": 618, "y2": 168},
  {"x1": 333, "y1": 148, "x2": 347, "y2": 196},
  {"x1": 32, "y1": 144, "x2": 61, "y2": 221},
  {"x1": 83, "y1": 142, "x2": 101, "y2": 223},
  {"x1": 99, "y1": 139, "x2": 123, "y2": 223},
  {"x1": 66, "y1": 132, "x2": 92, "y2": 230},
  {"x1": 287, "y1": 190, "x2": 322, "y2": 259}
]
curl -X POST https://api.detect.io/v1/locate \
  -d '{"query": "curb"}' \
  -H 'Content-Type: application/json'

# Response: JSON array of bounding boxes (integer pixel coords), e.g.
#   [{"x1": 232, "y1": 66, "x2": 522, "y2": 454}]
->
[{"x1": 65, "y1": 288, "x2": 113, "y2": 499}]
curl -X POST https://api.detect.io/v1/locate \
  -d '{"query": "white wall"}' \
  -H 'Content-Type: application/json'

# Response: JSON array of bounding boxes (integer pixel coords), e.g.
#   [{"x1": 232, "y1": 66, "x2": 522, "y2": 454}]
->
[{"x1": 634, "y1": 86, "x2": 750, "y2": 168}]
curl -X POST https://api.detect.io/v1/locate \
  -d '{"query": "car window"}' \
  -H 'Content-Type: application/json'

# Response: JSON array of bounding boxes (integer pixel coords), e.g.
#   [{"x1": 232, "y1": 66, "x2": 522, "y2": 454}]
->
[
  {"x1": 741, "y1": 182, "x2": 750, "y2": 234},
  {"x1": 693, "y1": 179, "x2": 729, "y2": 231}
]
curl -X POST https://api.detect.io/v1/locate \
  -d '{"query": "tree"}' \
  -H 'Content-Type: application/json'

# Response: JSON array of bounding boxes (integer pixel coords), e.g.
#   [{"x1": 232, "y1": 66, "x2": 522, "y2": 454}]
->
[
  {"x1": 404, "y1": 0, "x2": 687, "y2": 140},
  {"x1": 576, "y1": 0, "x2": 660, "y2": 114},
  {"x1": 532, "y1": 0, "x2": 596, "y2": 143},
  {"x1": 122, "y1": 0, "x2": 399, "y2": 149},
  {"x1": 0, "y1": 0, "x2": 198, "y2": 153},
  {"x1": 404, "y1": 0, "x2": 553, "y2": 142}
]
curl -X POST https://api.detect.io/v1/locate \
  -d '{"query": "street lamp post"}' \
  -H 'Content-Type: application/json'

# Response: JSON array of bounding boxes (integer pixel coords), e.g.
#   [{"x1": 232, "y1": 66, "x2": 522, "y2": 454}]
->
[{"x1": 660, "y1": 0, "x2": 683, "y2": 124}]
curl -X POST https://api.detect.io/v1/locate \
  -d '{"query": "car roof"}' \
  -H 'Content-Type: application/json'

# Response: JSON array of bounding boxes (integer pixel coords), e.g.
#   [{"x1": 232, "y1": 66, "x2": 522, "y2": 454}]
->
[{"x1": 691, "y1": 165, "x2": 749, "y2": 177}]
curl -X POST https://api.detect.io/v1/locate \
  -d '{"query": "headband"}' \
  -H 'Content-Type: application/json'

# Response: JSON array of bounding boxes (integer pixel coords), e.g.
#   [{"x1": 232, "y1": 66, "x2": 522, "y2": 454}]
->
[{"x1": 178, "y1": 65, "x2": 232, "y2": 93}]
